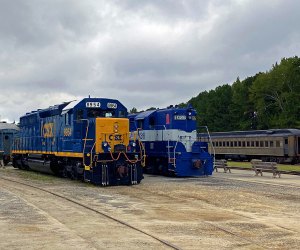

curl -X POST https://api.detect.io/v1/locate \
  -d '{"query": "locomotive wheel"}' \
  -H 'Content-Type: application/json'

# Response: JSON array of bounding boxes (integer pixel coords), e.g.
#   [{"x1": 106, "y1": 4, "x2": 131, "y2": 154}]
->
[
  {"x1": 71, "y1": 165, "x2": 78, "y2": 180},
  {"x1": 60, "y1": 166, "x2": 68, "y2": 178}
]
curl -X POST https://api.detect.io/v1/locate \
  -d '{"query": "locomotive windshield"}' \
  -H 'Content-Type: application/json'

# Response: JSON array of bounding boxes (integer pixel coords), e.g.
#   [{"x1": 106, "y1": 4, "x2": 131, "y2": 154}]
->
[
  {"x1": 87, "y1": 109, "x2": 116, "y2": 118},
  {"x1": 89, "y1": 110, "x2": 127, "y2": 118}
]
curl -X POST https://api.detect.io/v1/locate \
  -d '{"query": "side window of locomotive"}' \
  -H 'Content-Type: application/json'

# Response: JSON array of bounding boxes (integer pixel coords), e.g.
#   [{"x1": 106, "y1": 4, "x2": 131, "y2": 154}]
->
[
  {"x1": 77, "y1": 109, "x2": 83, "y2": 120},
  {"x1": 65, "y1": 113, "x2": 69, "y2": 125},
  {"x1": 137, "y1": 120, "x2": 144, "y2": 129},
  {"x1": 149, "y1": 117, "x2": 155, "y2": 129}
]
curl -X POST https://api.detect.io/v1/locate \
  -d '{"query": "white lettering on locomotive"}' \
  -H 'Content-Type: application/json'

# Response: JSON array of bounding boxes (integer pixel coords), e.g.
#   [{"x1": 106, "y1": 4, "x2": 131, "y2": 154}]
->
[
  {"x1": 174, "y1": 115, "x2": 187, "y2": 120},
  {"x1": 86, "y1": 102, "x2": 101, "y2": 108},
  {"x1": 107, "y1": 103, "x2": 118, "y2": 109}
]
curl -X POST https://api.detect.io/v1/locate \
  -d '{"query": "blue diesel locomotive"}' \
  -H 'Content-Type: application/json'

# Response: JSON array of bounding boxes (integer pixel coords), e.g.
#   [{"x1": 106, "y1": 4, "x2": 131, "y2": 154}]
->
[
  {"x1": 12, "y1": 97, "x2": 145, "y2": 186},
  {"x1": 129, "y1": 105, "x2": 214, "y2": 177}
]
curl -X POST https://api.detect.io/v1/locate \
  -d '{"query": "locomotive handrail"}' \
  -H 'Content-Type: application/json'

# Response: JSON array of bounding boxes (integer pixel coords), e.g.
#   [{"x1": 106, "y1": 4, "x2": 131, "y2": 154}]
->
[
  {"x1": 173, "y1": 138, "x2": 179, "y2": 168},
  {"x1": 81, "y1": 119, "x2": 90, "y2": 168},
  {"x1": 197, "y1": 126, "x2": 215, "y2": 169},
  {"x1": 136, "y1": 128, "x2": 146, "y2": 167}
]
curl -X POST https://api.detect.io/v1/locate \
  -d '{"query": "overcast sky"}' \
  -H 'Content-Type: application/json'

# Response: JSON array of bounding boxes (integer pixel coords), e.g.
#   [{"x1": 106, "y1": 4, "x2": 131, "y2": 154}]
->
[{"x1": 0, "y1": 0, "x2": 299, "y2": 122}]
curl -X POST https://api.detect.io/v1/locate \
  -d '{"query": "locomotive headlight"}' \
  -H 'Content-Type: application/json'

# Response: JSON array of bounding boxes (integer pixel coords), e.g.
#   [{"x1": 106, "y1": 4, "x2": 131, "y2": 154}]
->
[
  {"x1": 114, "y1": 124, "x2": 119, "y2": 133},
  {"x1": 132, "y1": 142, "x2": 136, "y2": 147},
  {"x1": 102, "y1": 141, "x2": 111, "y2": 152}
]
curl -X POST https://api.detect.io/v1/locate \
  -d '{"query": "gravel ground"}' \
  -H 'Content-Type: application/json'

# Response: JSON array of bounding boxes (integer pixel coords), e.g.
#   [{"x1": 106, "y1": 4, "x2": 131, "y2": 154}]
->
[{"x1": 0, "y1": 167, "x2": 299, "y2": 249}]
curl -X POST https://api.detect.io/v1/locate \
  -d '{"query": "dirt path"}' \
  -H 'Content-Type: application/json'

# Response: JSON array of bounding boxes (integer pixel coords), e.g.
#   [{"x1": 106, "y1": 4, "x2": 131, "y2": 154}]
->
[{"x1": 0, "y1": 167, "x2": 299, "y2": 249}]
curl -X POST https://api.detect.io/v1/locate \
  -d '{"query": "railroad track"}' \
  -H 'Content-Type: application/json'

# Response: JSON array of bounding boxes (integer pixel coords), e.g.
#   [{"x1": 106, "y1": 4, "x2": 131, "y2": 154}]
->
[{"x1": 0, "y1": 176, "x2": 181, "y2": 250}]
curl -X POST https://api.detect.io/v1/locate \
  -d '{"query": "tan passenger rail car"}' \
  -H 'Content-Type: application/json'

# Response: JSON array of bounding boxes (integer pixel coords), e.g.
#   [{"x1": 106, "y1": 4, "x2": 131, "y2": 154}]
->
[{"x1": 205, "y1": 129, "x2": 300, "y2": 164}]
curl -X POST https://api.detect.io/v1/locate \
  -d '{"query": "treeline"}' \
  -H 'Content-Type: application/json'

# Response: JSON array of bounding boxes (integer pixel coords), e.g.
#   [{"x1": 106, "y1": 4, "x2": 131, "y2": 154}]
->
[{"x1": 183, "y1": 56, "x2": 300, "y2": 132}]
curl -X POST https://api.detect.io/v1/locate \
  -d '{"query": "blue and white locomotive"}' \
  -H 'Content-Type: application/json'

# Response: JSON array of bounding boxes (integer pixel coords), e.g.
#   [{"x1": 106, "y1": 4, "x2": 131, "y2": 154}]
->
[
  {"x1": 12, "y1": 97, "x2": 145, "y2": 186},
  {"x1": 129, "y1": 105, "x2": 213, "y2": 177}
]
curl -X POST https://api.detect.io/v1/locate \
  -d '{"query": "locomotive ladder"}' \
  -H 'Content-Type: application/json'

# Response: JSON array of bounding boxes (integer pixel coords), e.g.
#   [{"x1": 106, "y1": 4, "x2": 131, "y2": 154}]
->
[
  {"x1": 198, "y1": 126, "x2": 215, "y2": 168},
  {"x1": 131, "y1": 164, "x2": 138, "y2": 185},
  {"x1": 101, "y1": 164, "x2": 109, "y2": 186}
]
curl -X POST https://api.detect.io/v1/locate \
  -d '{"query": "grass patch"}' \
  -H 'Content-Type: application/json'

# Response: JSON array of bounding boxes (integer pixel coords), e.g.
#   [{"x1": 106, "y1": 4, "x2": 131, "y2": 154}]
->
[
  {"x1": 227, "y1": 161, "x2": 300, "y2": 171},
  {"x1": 16, "y1": 170, "x2": 56, "y2": 182}
]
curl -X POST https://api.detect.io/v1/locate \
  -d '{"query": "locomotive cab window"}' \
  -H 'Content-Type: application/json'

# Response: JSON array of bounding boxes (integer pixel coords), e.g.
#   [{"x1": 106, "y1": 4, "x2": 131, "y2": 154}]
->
[
  {"x1": 87, "y1": 109, "x2": 102, "y2": 118},
  {"x1": 65, "y1": 113, "x2": 69, "y2": 125},
  {"x1": 149, "y1": 116, "x2": 155, "y2": 129},
  {"x1": 87, "y1": 109, "x2": 116, "y2": 118},
  {"x1": 104, "y1": 112, "x2": 114, "y2": 117},
  {"x1": 76, "y1": 109, "x2": 84, "y2": 120},
  {"x1": 137, "y1": 120, "x2": 144, "y2": 129},
  {"x1": 118, "y1": 111, "x2": 126, "y2": 118}
]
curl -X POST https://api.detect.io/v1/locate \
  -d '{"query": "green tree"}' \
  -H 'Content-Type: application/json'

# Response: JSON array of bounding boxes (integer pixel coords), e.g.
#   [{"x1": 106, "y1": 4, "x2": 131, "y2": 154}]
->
[
  {"x1": 129, "y1": 107, "x2": 138, "y2": 114},
  {"x1": 250, "y1": 56, "x2": 300, "y2": 128}
]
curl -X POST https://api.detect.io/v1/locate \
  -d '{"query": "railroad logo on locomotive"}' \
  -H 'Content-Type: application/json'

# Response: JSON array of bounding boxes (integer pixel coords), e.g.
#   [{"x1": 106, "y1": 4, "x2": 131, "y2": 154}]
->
[{"x1": 42, "y1": 123, "x2": 54, "y2": 138}]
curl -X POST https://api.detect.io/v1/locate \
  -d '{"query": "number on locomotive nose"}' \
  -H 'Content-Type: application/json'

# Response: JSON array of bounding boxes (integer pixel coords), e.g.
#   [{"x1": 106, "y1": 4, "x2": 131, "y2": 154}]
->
[{"x1": 109, "y1": 134, "x2": 122, "y2": 141}]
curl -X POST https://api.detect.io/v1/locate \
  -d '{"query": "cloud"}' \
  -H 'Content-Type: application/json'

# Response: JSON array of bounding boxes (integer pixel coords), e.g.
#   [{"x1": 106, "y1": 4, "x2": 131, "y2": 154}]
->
[{"x1": 0, "y1": 0, "x2": 299, "y2": 121}]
